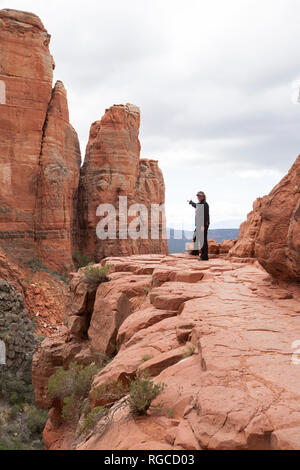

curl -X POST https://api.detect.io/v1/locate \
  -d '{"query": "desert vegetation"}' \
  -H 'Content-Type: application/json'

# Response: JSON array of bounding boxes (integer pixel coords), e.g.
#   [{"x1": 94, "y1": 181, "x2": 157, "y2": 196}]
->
[
  {"x1": 80, "y1": 264, "x2": 111, "y2": 289},
  {"x1": 47, "y1": 363, "x2": 168, "y2": 439},
  {"x1": 0, "y1": 371, "x2": 48, "y2": 450}
]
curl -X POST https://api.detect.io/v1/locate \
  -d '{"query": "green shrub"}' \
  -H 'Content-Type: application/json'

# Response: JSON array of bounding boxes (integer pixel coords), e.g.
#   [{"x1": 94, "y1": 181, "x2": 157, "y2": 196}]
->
[
  {"x1": 127, "y1": 375, "x2": 166, "y2": 416},
  {"x1": 0, "y1": 368, "x2": 46, "y2": 450},
  {"x1": 9, "y1": 404, "x2": 22, "y2": 420},
  {"x1": 26, "y1": 407, "x2": 48, "y2": 435},
  {"x1": 182, "y1": 344, "x2": 195, "y2": 358},
  {"x1": 51, "y1": 270, "x2": 69, "y2": 285},
  {"x1": 48, "y1": 363, "x2": 99, "y2": 422},
  {"x1": 73, "y1": 364, "x2": 98, "y2": 398},
  {"x1": 81, "y1": 406, "x2": 108, "y2": 434},
  {"x1": 9, "y1": 392, "x2": 19, "y2": 405},
  {"x1": 48, "y1": 363, "x2": 98, "y2": 402},
  {"x1": 24, "y1": 258, "x2": 44, "y2": 273},
  {"x1": 150, "y1": 403, "x2": 175, "y2": 418},
  {"x1": 0, "y1": 373, "x2": 35, "y2": 406},
  {"x1": 61, "y1": 394, "x2": 77, "y2": 421},
  {"x1": 74, "y1": 252, "x2": 94, "y2": 269},
  {"x1": 80, "y1": 264, "x2": 111, "y2": 288},
  {"x1": 141, "y1": 354, "x2": 154, "y2": 362},
  {"x1": 0, "y1": 438, "x2": 23, "y2": 450},
  {"x1": 94, "y1": 352, "x2": 114, "y2": 368},
  {"x1": 48, "y1": 367, "x2": 75, "y2": 400},
  {"x1": 80, "y1": 398, "x2": 91, "y2": 417},
  {"x1": 24, "y1": 258, "x2": 69, "y2": 284}
]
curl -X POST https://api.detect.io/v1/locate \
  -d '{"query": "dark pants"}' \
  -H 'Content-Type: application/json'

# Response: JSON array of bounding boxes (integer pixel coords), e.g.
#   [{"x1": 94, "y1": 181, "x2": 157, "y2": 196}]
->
[
  {"x1": 192, "y1": 227, "x2": 209, "y2": 259},
  {"x1": 201, "y1": 227, "x2": 209, "y2": 260}
]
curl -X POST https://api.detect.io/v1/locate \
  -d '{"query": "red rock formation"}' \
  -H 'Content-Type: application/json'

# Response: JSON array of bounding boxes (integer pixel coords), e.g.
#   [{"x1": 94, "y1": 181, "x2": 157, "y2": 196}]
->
[
  {"x1": 0, "y1": 9, "x2": 54, "y2": 261},
  {"x1": 229, "y1": 198, "x2": 264, "y2": 258},
  {"x1": 34, "y1": 81, "x2": 81, "y2": 271},
  {"x1": 78, "y1": 104, "x2": 168, "y2": 262},
  {"x1": 219, "y1": 239, "x2": 237, "y2": 254},
  {"x1": 0, "y1": 10, "x2": 167, "y2": 270},
  {"x1": 0, "y1": 9, "x2": 81, "y2": 271},
  {"x1": 187, "y1": 239, "x2": 237, "y2": 256},
  {"x1": 255, "y1": 156, "x2": 300, "y2": 280},
  {"x1": 207, "y1": 239, "x2": 220, "y2": 255},
  {"x1": 33, "y1": 254, "x2": 300, "y2": 450},
  {"x1": 229, "y1": 156, "x2": 300, "y2": 280}
]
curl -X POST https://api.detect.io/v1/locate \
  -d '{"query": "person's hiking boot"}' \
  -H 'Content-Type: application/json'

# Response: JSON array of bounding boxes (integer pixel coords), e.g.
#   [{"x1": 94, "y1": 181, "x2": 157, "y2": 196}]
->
[
  {"x1": 190, "y1": 250, "x2": 199, "y2": 256},
  {"x1": 199, "y1": 257, "x2": 209, "y2": 261}
]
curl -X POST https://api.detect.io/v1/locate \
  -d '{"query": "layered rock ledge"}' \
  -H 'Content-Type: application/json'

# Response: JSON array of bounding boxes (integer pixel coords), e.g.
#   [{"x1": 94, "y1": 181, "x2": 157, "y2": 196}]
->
[{"x1": 33, "y1": 254, "x2": 300, "y2": 450}]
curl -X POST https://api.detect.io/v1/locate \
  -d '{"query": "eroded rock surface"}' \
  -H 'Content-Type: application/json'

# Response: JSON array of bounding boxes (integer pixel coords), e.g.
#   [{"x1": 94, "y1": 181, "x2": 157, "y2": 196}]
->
[
  {"x1": 0, "y1": 9, "x2": 81, "y2": 271},
  {"x1": 33, "y1": 254, "x2": 300, "y2": 450},
  {"x1": 229, "y1": 156, "x2": 300, "y2": 281},
  {"x1": 77, "y1": 105, "x2": 168, "y2": 261}
]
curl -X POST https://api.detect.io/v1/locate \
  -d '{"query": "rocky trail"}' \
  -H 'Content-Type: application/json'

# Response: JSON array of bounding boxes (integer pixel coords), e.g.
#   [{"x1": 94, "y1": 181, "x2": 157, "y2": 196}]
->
[{"x1": 33, "y1": 254, "x2": 300, "y2": 450}]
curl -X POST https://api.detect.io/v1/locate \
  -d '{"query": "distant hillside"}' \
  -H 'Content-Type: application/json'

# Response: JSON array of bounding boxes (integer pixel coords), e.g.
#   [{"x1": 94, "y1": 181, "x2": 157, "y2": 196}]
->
[{"x1": 168, "y1": 228, "x2": 239, "y2": 253}]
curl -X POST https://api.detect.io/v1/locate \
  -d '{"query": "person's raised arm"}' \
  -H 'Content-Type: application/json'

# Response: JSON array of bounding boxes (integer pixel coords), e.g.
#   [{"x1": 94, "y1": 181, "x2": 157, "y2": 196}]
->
[{"x1": 188, "y1": 200, "x2": 197, "y2": 208}]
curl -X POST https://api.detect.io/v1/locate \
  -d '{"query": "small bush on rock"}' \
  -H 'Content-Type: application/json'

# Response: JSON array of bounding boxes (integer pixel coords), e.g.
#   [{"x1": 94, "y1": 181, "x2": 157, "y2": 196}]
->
[
  {"x1": 127, "y1": 375, "x2": 166, "y2": 416},
  {"x1": 48, "y1": 363, "x2": 99, "y2": 421},
  {"x1": 24, "y1": 258, "x2": 44, "y2": 273},
  {"x1": 78, "y1": 373, "x2": 167, "y2": 440},
  {"x1": 80, "y1": 264, "x2": 111, "y2": 289},
  {"x1": 26, "y1": 407, "x2": 48, "y2": 436},
  {"x1": 182, "y1": 344, "x2": 195, "y2": 358},
  {"x1": 81, "y1": 406, "x2": 108, "y2": 434},
  {"x1": 48, "y1": 367, "x2": 75, "y2": 400},
  {"x1": 74, "y1": 251, "x2": 94, "y2": 269},
  {"x1": 48, "y1": 363, "x2": 98, "y2": 401},
  {"x1": 62, "y1": 394, "x2": 77, "y2": 421},
  {"x1": 141, "y1": 354, "x2": 154, "y2": 362}
]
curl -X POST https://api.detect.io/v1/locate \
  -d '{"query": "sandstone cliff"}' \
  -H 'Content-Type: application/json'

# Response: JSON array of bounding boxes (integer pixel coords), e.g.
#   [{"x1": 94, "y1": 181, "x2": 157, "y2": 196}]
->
[
  {"x1": 0, "y1": 9, "x2": 54, "y2": 261},
  {"x1": 0, "y1": 9, "x2": 81, "y2": 271},
  {"x1": 229, "y1": 155, "x2": 300, "y2": 281},
  {"x1": 77, "y1": 104, "x2": 168, "y2": 262}
]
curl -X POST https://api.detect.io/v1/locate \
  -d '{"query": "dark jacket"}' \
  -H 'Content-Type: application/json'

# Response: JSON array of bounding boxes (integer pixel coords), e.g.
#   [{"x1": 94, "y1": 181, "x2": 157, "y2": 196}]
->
[{"x1": 189, "y1": 200, "x2": 210, "y2": 227}]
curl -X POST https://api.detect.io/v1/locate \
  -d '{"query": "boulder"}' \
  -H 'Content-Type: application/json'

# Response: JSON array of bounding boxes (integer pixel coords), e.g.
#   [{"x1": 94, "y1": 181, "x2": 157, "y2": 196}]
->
[
  {"x1": 229, "y1": 155, "x2": 300, "y2": 281},
  {"x1": 255, "y1": 156, "x2": 300, "y2": 280}
]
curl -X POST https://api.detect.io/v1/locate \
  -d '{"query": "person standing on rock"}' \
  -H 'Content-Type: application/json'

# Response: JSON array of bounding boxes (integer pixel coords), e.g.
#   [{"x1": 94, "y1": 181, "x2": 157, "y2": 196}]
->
[{"x1": 188, "y1": 191, "x2": 210, "y2": 260}]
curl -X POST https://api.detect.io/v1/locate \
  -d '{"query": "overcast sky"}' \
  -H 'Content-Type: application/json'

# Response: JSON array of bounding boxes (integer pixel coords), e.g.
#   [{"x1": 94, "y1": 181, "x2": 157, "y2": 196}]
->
[{"x1": 2, "y1": 0, "x2": 300, "y2": 229}]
